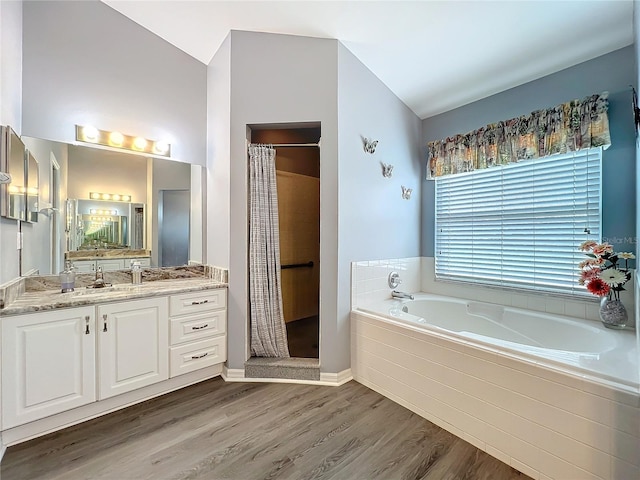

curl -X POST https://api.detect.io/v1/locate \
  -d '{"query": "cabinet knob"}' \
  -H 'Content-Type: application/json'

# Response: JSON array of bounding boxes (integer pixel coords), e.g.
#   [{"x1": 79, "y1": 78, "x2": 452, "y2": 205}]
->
[
  {"x1": 191, "y1": 300, "x2": 209, "y2": 305},
  {"x1": 85, "y1": 316, "x2": 90, "y2": 335},
  {"x1": 191, "y1": 324, "x2": 209, "y2": 330},
  {"x1": 102, "y1": 314, "x2": 108, "y2": 332},
  {"x1": 191, "y1": 352, "x2": 209, "y2": 359}
]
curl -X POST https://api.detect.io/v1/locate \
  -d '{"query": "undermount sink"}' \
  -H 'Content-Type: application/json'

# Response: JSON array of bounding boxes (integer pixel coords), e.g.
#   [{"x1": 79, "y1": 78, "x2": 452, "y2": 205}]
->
[{"x1": 65, "y1": 284, "x2": 138, "y2": 296}]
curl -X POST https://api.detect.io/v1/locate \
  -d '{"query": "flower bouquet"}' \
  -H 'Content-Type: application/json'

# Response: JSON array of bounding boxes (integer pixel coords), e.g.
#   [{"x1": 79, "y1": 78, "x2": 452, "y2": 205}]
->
[
  {"x1": 579, "y1": 241, "x2": 634, "y2": 329},
  {"x1": 578, "y1": 241, "x2": 633, "y2": 299}
]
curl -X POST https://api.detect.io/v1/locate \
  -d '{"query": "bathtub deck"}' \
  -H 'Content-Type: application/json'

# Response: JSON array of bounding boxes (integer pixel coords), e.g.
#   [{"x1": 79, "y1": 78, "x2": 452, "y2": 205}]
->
[{"x1": 0, "y1": 377, "x2": 527, "y2": 480}]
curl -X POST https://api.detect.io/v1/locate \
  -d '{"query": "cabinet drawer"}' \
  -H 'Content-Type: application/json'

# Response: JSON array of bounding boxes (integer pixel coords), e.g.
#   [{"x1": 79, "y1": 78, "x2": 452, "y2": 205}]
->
[
  {"x1": 169, "y1": 337, "x2": 226, "y2": 378},
  {"x1": 169, "y1": 289, "x2": 226, "y2": 316},
  {"x1": 170, "y1": 310, "x2": 226, "y2": 346}
]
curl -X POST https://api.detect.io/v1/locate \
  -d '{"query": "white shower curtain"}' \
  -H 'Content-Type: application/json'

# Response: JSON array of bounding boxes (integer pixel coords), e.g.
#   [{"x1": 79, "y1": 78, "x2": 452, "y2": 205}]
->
[{"x1": 248, "y1": 144, "x2": 290, "y2": 358}]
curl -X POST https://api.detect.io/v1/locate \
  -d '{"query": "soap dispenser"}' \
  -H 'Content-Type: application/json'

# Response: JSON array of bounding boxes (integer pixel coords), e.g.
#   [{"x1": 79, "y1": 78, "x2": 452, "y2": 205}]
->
[
  {"x1": 60, "y1": 260, "x2": 76, "y2": 293},
  {"x1": 131, "y1": 261, "x2": 142, "y2": 285}
]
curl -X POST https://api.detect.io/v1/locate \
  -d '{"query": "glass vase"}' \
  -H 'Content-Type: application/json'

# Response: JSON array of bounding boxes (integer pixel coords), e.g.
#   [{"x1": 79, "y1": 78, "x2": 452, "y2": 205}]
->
[{"x1": 599, "y1": 296, "x2": 628, "y2": 329}]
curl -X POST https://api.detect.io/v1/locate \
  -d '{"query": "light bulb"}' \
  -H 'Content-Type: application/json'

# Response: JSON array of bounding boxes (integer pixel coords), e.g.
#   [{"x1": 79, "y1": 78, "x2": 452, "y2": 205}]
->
[
  {"x1": 153, "y1": 141, "x2": 169, "y2": 155},
  {"x1": 101, "y1": 193, "x2": 111, "y2": 200},
  {"x1": 109, "y1": 131, "x2": 124, "y2": 146},
  {"x1": 82, "y1": 126, "x2": 99, "y2": 142},
  {"x1": 133, "y1": 137, "x2": 147, "y2": 150},
  {"x1": 112, "y1": 194, "x2": 121, "y2": 201}
]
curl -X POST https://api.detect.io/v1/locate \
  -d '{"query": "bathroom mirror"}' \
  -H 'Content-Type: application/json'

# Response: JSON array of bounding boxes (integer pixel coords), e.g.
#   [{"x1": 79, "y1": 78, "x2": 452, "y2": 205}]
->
[
  {"x1": 67, "y1": 199, "x2": 144, "y2": 251},
  {"x1": 19, "y1": 136, "x2": 202, "y2": 275},
  {"x1": 0, "y1": 126, "x2": 27, "y2": 221},
  {"x1": 25, "y1": 150, "x2": 39, "y2": 223}
]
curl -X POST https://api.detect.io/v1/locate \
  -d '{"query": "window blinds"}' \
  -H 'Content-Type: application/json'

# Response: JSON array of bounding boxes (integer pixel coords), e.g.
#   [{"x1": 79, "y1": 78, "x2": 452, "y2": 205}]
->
[{"x1": 434, "y1": 148, "x2": 602, "y2": 296}]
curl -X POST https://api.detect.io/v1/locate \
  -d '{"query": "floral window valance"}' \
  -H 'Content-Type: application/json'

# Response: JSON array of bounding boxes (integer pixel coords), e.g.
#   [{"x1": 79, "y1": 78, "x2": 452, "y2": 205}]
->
[{"x1": 427, "y1": 92, "x2": 611, "y2": 179}]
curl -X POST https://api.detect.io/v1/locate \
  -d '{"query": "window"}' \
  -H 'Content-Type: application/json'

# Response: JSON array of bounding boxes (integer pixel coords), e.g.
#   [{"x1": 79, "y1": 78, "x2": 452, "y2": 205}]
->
[{"x1": 434, "y1": 148, "x2": 602, "y2": 296}]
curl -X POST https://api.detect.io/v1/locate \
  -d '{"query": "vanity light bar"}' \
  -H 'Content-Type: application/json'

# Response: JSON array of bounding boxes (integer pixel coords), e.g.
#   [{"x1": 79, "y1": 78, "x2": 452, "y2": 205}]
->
[
  {"x1": 90, "y1": 209, "x2": 118, "y2": 215},
  {"x1": 75, "y1": 125, "x2": 171, "y2": 157},
  {"x1": 89, "y1": 192, "x2": 131, "y2": 202},
  {"x1": 8, "y1": 186, "x2": 38, "y2": 194}
]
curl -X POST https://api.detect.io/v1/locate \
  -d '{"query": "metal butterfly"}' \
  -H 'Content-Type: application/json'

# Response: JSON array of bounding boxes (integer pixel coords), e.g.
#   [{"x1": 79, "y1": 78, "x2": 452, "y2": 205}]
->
[
  {"x1": 381, "y1": 162, "x2": 393, "y2": 178},
  {"x1": 401, "y1": 185, "x2": 412, "y2": 200},
  {"x1": 632, "y1": 85, "x2": 640, "y2": 140},
  {"x1": 363, "y1": 138, "x2": 378, "y2": 154}
]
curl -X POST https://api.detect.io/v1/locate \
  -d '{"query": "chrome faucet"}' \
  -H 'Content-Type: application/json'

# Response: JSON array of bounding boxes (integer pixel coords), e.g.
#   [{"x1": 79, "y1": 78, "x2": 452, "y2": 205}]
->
[
  {"x1": 392, "y1": 290, "x2": 414, "y2": 300},
  {"x1": 87, "y1": 266, "x2": 111, "y2": 289}
]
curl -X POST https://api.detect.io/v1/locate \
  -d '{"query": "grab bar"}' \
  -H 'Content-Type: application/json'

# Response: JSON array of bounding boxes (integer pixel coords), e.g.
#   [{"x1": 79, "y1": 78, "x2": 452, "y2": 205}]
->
[{"x1": 281, "y1": 261, "x2": 314, "y2": 270}]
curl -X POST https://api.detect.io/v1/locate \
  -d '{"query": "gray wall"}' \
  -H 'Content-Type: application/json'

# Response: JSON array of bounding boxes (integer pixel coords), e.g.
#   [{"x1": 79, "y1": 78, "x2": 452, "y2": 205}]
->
[
  {"x1": 206, "y1": 34, "x2": 231, "y2": 269},
  {"x1": 0, "y1": 0, "x2": 207, "y2": 285},
  {"x1": 337, "y1": 43, "x2": 422, "y2": 371},
  {"x1": 150, "y1": 159, "x2": 191, "y2": 267},
  {"x1": 226, "y1": 31, "x2": 339, "y2": 371},
  {"x1": 21, "y1": 0, "x2": 206, "y2": 165},
  {"x1": 0, "y1": 0, "x2": 22, "y2": 283},
  {"x1": 422, "y1": 46, "x2": 637, "y2": 257},
  {"x1": 20, "y1": 137, "x2": 68, "y2": 276}
]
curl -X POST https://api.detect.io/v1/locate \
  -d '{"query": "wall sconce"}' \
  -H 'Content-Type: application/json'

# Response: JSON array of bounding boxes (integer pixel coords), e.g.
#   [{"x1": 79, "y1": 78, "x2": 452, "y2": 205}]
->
[
  {"x1": 89, "y1": 192, "x2": 131, "y2": 202},
  {"x1": 76, "y1": 125, "x2": 171, "y2": 157}
]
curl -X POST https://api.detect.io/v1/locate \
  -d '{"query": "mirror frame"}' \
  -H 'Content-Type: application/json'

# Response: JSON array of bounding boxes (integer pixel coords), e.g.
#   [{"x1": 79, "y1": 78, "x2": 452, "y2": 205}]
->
[
  {"x1": 25, "y1": 150, "x2": 39, "y2": 223},
  {"x1": 0, "y1": 126, "x2": 27, "y2": 221}
]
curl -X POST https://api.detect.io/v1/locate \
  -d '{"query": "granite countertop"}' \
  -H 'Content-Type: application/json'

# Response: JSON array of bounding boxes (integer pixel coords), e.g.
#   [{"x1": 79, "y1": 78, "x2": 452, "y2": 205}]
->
[
  {"x1": 0, "y1": 277, "x2": 227, "y2": 317},
  {"x1": 66, "y1": 249, "x2": 151, "y2": 261}
]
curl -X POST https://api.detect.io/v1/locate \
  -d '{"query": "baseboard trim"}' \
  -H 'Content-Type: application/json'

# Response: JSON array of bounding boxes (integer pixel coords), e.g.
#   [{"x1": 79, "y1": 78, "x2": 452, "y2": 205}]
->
[
  {"x1": 223, "y1": 365, "x2": 353, "y2": 386},
  {"x1": 320, "y1": 369, "x2": 353, "y2": 386}
]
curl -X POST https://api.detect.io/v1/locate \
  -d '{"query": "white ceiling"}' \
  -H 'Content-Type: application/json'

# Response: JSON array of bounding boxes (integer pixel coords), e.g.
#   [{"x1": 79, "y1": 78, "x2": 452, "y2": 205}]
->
[{"x1": 103, "y1": 0, "x2": 634, "y2": 119}]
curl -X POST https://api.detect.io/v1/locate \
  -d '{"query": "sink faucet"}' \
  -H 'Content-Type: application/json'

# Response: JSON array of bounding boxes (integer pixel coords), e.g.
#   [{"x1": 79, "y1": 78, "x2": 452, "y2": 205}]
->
[
  {"x1": 88, "y1": 266, "x2": 110, "y2": 289},
  {"x1": 392, "y1": 290, "x2": 414, "y2": 300}
]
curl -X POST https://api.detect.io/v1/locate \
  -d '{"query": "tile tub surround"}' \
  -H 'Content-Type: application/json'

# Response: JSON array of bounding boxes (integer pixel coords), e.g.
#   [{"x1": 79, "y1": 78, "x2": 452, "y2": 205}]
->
[
  {"x1": 351, "y1": 256, "x2": 636, "y2": 327},
  {"x1": 351, "y1": 311, "x2": 640, "y2": 480},
  {"x1": 351, "y1": 257, "x2": 421, "y2": 308}
]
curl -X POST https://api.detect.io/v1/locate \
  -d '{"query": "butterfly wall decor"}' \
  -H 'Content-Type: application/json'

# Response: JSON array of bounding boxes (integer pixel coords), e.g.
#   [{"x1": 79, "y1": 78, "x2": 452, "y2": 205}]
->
[
  {"x1": 381, "y1": 162, "x2": 393, "y2": 178},
  {"x1": 401, "y1": 185, "x2": 412, "y2": 200},
  {"x1": 632, "y1": 86, "x2": 640, "y2": 140},
  {"x1": 363, "y1": 138, "x2": 378, "y2": 154}
]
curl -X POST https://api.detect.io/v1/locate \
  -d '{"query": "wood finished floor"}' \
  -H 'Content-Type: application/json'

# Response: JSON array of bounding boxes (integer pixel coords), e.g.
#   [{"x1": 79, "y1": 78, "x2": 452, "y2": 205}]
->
[{"x1": 1, "y1": 379, "x2": 529, "y2": 480}]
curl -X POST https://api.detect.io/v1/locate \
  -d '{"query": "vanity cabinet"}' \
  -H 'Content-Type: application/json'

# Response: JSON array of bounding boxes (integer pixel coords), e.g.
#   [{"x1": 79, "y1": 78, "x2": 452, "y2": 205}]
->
[
  {"x1": 169, "y1": 289, "x2": 227, "y2": 378},
  {"x1": 70, "y1": 257, "x2": 151, "y2": 272},
  {"x1": 1, "y1": 287, "x2": 226, "y2": 438},
  {"x1": 97, "y1": 298, "x2": 168, "y2": 399},
  {"x1": 1, "y1": 307, "x2": 96, "y2": 429}
]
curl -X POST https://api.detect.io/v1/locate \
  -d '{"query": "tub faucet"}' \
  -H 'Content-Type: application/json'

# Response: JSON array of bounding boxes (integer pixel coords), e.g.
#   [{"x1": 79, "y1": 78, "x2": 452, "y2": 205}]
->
[{"x1": 392, "y1": 290, "x2": 414, "y2": 300}]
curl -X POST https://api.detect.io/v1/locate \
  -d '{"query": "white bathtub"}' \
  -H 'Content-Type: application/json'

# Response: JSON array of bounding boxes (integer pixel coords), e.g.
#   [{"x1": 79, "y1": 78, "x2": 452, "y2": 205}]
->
[{"x1": 359, "y1": 293, "x2": 638, "y2": 391}]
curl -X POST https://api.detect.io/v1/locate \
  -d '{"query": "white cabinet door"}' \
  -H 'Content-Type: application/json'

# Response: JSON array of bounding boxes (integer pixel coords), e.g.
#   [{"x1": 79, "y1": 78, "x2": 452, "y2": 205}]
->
[
  {"x1": 97, "y1": 297, "x2": 168, "y2": 399},
  {"x1": 97, "y1": 259, "x2": 124, "y2": 271},
  {"x1": 70, "y1": 260, "x2": 95, "y2": 273},
  {"x1": 1, "y1": 307, "x2": 96, "y2": 428}
]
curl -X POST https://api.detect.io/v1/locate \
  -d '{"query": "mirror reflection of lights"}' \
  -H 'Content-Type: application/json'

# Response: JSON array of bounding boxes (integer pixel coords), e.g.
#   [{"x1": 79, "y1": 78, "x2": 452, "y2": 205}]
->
[{"x1": 89, "y1": 192, "x2": 131, "y2": 202}]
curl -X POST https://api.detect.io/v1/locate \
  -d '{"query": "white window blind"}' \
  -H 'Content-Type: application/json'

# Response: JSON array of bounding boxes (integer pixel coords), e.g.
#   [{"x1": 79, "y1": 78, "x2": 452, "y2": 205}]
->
[{"x1": 434, "y1": 148, "x2": 602, "y2": 296}]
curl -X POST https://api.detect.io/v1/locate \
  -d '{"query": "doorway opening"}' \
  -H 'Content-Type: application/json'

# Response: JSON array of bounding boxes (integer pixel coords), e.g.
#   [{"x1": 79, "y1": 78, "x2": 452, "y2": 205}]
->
[{"x1": 249, "y1": 124, "x2": 321, "y2": 361}]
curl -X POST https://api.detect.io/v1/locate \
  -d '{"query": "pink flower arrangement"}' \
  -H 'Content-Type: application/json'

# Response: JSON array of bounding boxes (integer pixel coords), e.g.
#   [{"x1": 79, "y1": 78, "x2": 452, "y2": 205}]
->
[{"x1": 578, "y1": 241, "x2": 634, "y2": 300}]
